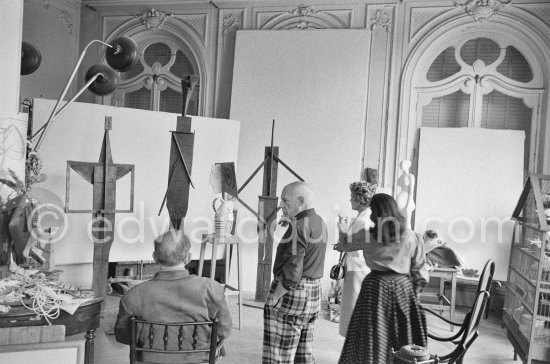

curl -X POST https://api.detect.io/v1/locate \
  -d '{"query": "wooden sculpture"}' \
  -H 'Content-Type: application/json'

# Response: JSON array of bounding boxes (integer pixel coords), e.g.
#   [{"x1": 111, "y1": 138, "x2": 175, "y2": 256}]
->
[
  {"x1": 65, "y1": 117, "x2": 134, "y2": 299},
  {"x1": 158, "y1": 77, "x2": 197, "y2": 230}
]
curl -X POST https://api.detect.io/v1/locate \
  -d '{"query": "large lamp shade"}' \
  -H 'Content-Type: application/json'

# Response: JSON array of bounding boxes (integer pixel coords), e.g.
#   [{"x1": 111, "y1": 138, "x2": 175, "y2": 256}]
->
[
  {"x1": 21, "y1": 42, "x2": 41, "y2": 75},
  {"x1": 106, "y1": 36, "x2": 139, "y2": 72},
  {"x1": 86, "y1": 64, "x2": 119, "y2": 96}
]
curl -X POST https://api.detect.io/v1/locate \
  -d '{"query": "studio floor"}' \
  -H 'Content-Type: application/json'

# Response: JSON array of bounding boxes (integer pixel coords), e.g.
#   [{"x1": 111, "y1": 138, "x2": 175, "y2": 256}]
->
[{"x1": 70, "y1": 292, "x2": 519, "y2": 364}]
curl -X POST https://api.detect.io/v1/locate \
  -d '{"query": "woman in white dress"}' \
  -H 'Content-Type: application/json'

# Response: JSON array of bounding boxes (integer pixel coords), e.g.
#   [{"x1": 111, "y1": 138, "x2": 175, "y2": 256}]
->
[{"x1": 337, "y1": 181, "x2": 376, "y2": 336}]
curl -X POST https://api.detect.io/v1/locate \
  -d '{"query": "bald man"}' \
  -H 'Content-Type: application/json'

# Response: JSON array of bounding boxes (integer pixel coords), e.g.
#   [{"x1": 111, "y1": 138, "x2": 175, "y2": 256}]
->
[
  {"x1": 114, "y1": 231, "x2": 232, "y2": 363},
  {"x1": 263, "y1": 181, "x2": 328, "y2": 363}
]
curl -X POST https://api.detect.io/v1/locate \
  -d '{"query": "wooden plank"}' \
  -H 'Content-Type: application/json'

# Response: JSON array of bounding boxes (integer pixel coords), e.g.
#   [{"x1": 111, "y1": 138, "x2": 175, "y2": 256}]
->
[
  {"x1": 0, "y1": 325, "x2": 65, "y2": 345},
  {"x1": 255, "y1": 196, "x2": 278, "y2": 301}
]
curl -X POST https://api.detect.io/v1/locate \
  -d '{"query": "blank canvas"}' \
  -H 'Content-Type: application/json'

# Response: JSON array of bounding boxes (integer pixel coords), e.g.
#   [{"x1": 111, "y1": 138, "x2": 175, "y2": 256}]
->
[
  {"x1": 230, "y1": 29, "x2": 371, "y2": 291},
  {"x1": 415, "y1": 127, "x2": 524, "y2": 280},
  {"x1": 32, "y1": 98, "x2": 240, "y2": 266}
]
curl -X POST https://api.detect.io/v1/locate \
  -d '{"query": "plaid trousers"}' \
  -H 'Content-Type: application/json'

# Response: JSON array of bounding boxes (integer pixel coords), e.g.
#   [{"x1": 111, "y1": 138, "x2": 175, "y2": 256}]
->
[{"x1": 263, "y1": 278, "x2": 321, "y2": 364}]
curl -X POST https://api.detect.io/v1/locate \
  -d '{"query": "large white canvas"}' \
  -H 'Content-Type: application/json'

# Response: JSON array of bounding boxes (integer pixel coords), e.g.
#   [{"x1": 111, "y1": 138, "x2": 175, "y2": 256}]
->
[
  {"x1": 415, "y1": 127, "x2": 524, "y2": 280},
  {"x1": 230, "y1": 30, "x2": 371, "y2": 292},
  {"x1": 32, "y1": 98, "x2": 240, "y2": 265}
]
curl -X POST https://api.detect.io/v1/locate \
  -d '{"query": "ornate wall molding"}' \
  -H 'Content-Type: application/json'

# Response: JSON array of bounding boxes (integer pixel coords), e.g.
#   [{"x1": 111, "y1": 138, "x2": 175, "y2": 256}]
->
[
  {"x1": 517, "y1": 3, "x2": 550, "y2": 30},
  {"x1": 173, "y1": 14, "x2": 208, "y2": 44},
  {"x1": 104, "y1": 16, "x2": 134, "y2": 37},
  {"x1": 223, "y1": 13, "x2": 241, "y2": 34},
  {"x1": 370, "y1": 9, "x2": 392, "y2": 32},
  {"x1": 135, "y1": 8, "x2": 173, "y2": 31},
  {"x1": 456, "y1": 0, "x2": 512, "y2": 22},
  {"x1": 409, "y1": 7, "x2": 450, "y2": 41},
  {"x1": 60, "y1": 9, "x2": 74, "y2": 36},
  {"x1": 257, "y1": 6, "x2": 351, "y2": 30}
]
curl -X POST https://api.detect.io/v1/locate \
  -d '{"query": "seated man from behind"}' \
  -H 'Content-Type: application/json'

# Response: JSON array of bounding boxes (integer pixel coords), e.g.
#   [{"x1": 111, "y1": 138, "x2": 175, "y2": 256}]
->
[{"x1": 115, "y1": 230, "x2": 232, "y2": 363}]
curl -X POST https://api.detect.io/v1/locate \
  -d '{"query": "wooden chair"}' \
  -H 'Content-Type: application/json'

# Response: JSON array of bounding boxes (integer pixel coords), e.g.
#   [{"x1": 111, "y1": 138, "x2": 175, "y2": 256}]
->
[
  {"x1": 425, "y1": 290, "x2": 491, "y2": 364},
  {"x1": 129, "y1": 316, "x2": 224, "y2": 364},
  {"x1": 423, "y1": 259, "x2": 495, "y2": 320},
  {"x1": 474, "y1": 259, "x2": 496, "y2": 319}
]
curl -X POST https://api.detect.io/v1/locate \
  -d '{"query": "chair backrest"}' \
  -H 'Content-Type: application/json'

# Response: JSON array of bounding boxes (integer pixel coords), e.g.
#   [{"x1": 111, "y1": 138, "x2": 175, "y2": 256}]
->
[
  {"x1": 477, "y1": 259, "x2": 495, "y2": 294},
  {"x1": 129, "y1": 316, "x2": 221, "y2": 364},
  {"x1": 439, "y1": 290, "x2": 490, "y2": 363}
]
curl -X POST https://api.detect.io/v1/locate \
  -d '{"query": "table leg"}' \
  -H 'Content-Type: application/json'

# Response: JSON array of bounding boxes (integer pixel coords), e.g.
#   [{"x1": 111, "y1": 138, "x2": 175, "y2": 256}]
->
[
  {"x1": 85, "y1": 328, "x2": 96, "y2": 364},
  {"x1": 450, "y1": 272, "x2": 457, "y2": 332},
  {"x1": 198, "y1": 241, "x2": 206, "y2": 277},
  {"x1": 237, "y1": 240, "x2": 242, "y2": 330},
  {"x1": 210, "y1": 242, "x2": 218, "y2": 281}
]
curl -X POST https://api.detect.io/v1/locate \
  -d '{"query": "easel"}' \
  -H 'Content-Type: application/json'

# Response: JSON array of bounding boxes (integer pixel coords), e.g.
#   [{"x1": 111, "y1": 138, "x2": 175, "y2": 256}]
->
[
  {"x1": 237, "y1": 120, "x2": 303, "y2": 302},
  {"x1": 65, "y1": 117, "x2": 135, "y2": 300}
]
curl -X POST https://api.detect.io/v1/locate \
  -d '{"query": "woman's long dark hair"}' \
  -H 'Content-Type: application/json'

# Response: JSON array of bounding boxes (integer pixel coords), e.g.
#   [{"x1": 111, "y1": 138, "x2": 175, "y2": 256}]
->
[{"x1": 369, "y1": 193, "x2": 406, "y2": 243}]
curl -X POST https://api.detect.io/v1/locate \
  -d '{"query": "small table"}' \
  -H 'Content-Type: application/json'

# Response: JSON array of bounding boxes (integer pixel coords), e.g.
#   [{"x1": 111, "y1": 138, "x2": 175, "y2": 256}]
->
[
  {"x1": 198, "y1": 233, "x2": 242, "y2": 329},
  {"x1": 0, "y1": 297, "x2": 103, "y2": 364},
  {"x1": 420, "y1": 267, "x2": 458, "y2": 331}
]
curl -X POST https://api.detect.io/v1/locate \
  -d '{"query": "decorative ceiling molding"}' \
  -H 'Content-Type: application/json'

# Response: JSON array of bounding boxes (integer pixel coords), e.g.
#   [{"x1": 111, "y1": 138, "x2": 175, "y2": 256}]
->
[
  {"x1": 370, "y1": 9, "x2": 392, "y2": 32},
  {"x1": 288, "y1": 5, "x2": 317, "y2": 17},
  {"x1": 135, "y1": 8, "x2": 173, "y2": 31},
  {"x1": 257, "y1": 7, "x2": 351, "y2": 30},
  {"x1": 456, "y1": 0, "x2": 512, "y2": 22}
]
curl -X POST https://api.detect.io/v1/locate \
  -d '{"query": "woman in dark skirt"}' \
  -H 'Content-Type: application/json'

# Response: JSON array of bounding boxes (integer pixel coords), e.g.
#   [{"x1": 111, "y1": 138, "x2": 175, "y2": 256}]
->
[{"x1": 335, "y1": 193, "x2": 429, "y2": 364}]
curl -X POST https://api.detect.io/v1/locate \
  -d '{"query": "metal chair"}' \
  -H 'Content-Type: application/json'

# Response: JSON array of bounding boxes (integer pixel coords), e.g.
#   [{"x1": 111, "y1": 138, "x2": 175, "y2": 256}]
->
[
  {"x1": 129, "y1": 316, "x2": 224, "y2": 364},
  {"x1": 425, "y1": 290, "x2": 491, "y2": 364}
]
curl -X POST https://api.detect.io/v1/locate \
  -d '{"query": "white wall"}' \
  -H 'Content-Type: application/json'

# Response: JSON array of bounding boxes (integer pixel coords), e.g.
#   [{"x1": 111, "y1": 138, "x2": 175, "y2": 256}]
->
[
  {"x1": 230, "y1": 29, "x2": 371, "y2": 293},
  {"x1": 415, "y1": 128, "x2": 524, "y2": 280},
  {"x1": 32, "y1": 99, "x2": 240, "y2": 276}
]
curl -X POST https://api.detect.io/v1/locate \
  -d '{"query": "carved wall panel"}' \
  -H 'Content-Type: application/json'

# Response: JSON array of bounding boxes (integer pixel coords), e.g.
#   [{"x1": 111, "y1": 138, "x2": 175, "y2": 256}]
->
[
  {"x1": 409, "y1": 7, "x2": 451, "y2": 41},
  {"x1": 363, "y1": 4, "x2": 396, "y2": 187},
  {"x1": 516, "y1": 3, "x2": 550, "y2": 30},
  {"x1": 215, "y1": 9, "x2": 244, "y2": 118},
  {"x1": 173, "y1": 14, "x2": 208, "y2": 45},
  {"x1": 21, "y1": 0, "x2": 80, "y2": 105},
  {"x1": 103, "y1": 16, "x2": 133, "y2": 38},
  {"x1": 255, "y1": 5, "x2": 352, "y2": 30}
]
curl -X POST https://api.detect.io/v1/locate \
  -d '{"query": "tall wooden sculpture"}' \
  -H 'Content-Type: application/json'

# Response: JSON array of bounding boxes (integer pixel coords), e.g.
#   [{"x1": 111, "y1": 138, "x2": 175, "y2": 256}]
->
[
  {"x1": 65, "y1": 117, "x2": 134, "y2": 299},
  {"x1": 237, "y1": 120, "x2": 303, "y2": 301},
  {"x1": 158, "y1": 77, "x2": 196, "y2": 230}
]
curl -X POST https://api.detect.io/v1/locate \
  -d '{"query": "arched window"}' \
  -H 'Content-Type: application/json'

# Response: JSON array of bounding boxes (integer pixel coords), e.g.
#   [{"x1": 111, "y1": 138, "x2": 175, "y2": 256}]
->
[
  {"x1": 112, "y1": 38, "x2": 200, "y2": 115},
  {"x1": 412, "y1": 35, "x2": 542, "y2": 177}
]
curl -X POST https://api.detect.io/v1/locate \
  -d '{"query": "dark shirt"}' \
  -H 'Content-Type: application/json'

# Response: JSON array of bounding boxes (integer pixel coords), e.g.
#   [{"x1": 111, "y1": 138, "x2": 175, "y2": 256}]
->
[{"x1": 273, "y1": 208, "x2": 327, "y2": 290}]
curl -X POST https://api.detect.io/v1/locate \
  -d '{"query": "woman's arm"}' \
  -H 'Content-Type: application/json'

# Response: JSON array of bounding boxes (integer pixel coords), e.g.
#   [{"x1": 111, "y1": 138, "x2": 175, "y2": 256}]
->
[
  {"x1": 409, "y1": 231, "x2": 429, "y2": 293},
  {"x1": 335, "y1": 228, "x2": 368, "y2": 252}
]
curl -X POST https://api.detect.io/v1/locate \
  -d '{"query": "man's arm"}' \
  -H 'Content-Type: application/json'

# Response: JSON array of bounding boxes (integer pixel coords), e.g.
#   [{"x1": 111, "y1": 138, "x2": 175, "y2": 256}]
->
[
  {"x1": 114, "y1": 298, "x2": 133, "y2": 345},
  {"x1": 280, "y1": 222, "x2": 307, "y2": 290},
  {"x1": 216, "y1": 293, "x2": 233, "y2": 340}
]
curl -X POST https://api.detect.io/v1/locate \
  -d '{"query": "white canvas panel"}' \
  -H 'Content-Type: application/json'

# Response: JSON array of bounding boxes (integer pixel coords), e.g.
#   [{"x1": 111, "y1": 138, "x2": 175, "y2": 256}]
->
[
  {"x1": 230, "y1": 30, "x2": 371, "y2": 291},
  {"x1": 32, "y1": 98, "x2": 240, "y2": 265},
  {"x1": 415, "y1": 127, "x2": 525, "y2": 280}
]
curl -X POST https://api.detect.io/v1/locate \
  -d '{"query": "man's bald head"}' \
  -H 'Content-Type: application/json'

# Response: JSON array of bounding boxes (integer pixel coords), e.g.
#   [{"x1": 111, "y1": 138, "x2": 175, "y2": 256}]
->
[
  {"x1": 280, "y1": 181, "x2": 314, "y2": 218},
  {"x1": 153, "y1": 230, "x2": 191, "y2": 267}
]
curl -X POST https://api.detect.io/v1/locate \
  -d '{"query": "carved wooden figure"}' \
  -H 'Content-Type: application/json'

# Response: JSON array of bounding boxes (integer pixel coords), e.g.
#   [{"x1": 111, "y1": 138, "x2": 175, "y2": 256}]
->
[{"x1": 65, "y1": 117, "x2": 134, "y2": 299}]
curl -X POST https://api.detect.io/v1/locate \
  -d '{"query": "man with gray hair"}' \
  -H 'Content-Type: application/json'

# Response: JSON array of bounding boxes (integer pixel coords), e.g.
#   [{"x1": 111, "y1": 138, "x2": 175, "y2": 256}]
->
[
  {"x1": 263, "y1": 181, "x2": 328, "y2": 363},
  {"x1": 115, "y1": 230, "x2": 232, "y2": 363}
]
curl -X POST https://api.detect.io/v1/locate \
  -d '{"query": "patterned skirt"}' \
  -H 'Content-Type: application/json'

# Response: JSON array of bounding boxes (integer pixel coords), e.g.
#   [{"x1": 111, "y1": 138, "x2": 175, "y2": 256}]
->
[{"x1": 338, "y1": 271, "x2": 427, "y2": 364}]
